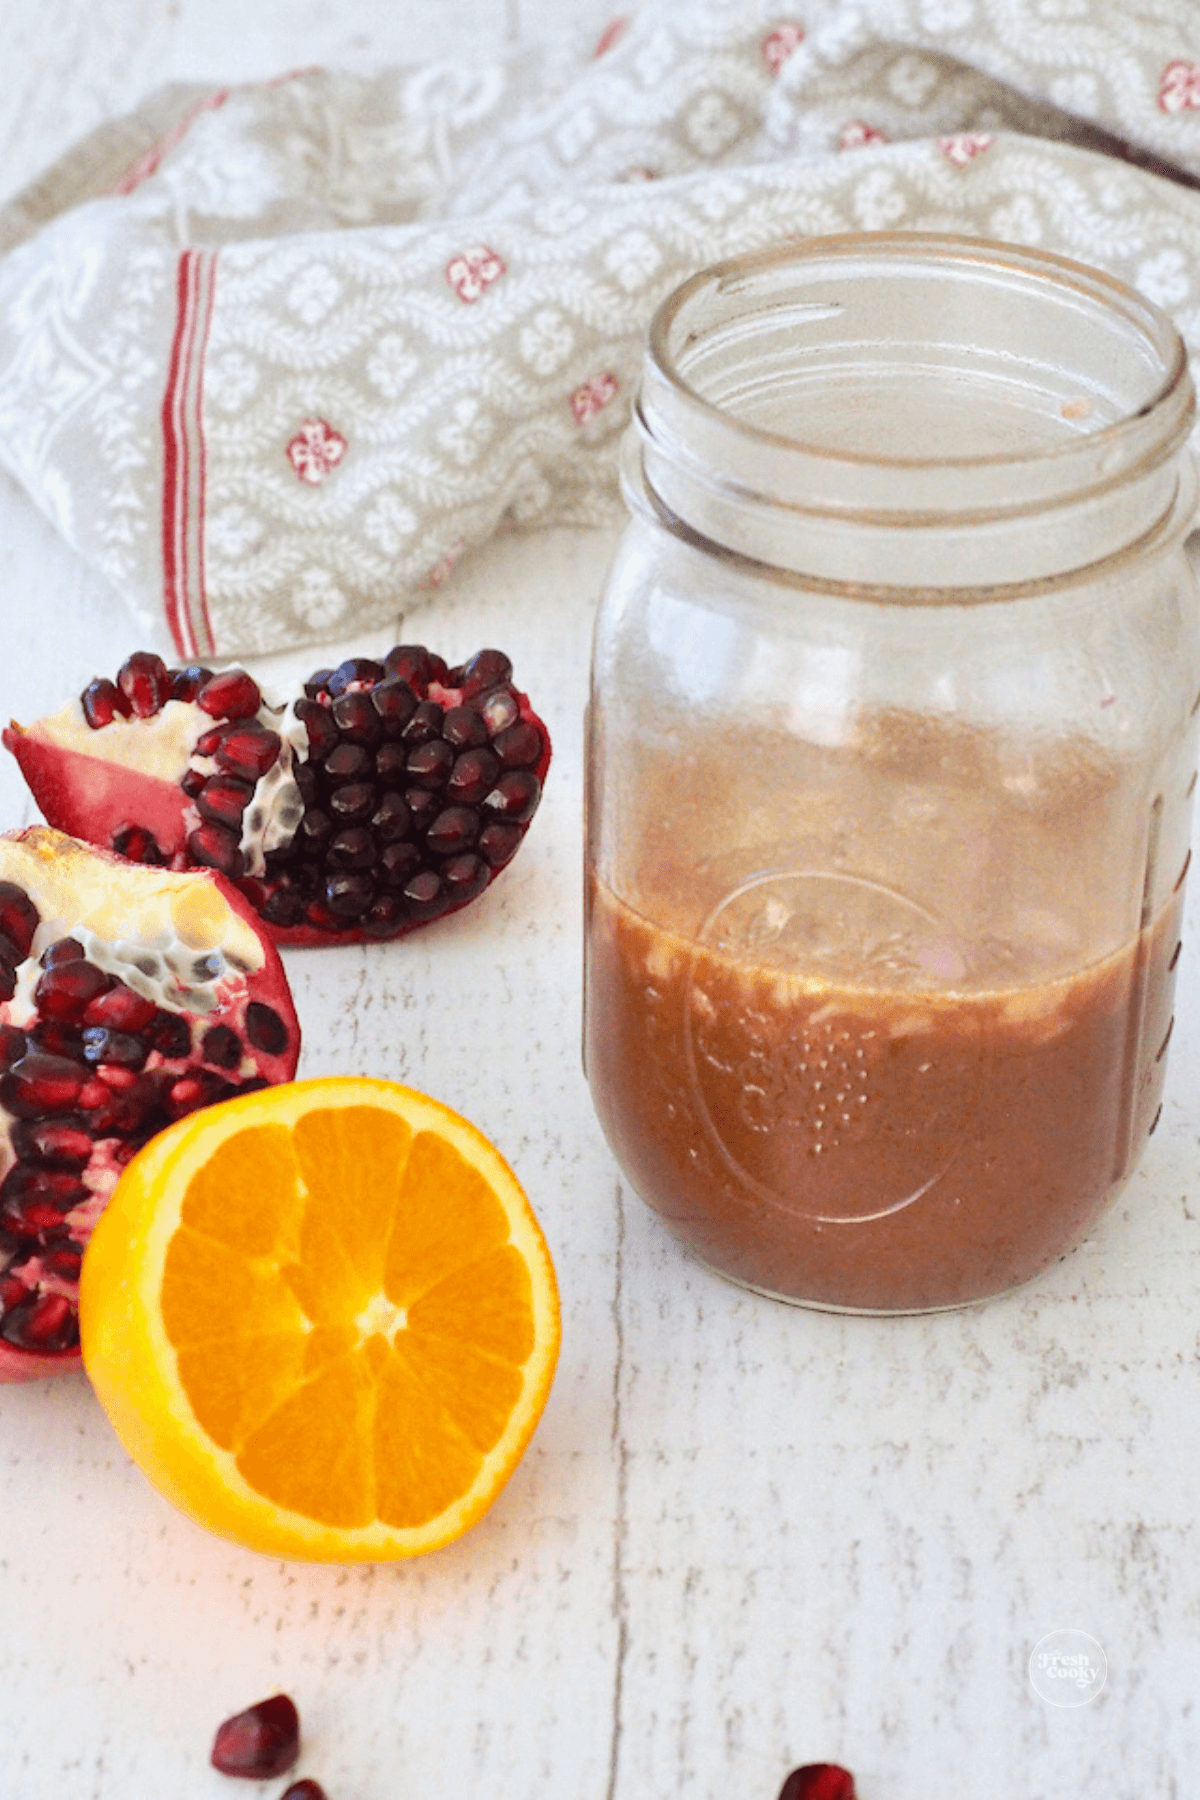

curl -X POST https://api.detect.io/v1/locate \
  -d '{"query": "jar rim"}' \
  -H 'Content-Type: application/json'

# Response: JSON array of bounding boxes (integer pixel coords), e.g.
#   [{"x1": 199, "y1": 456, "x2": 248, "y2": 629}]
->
[{"x1": 646, "y1": 231, "x2": 1193, "y2": 480}]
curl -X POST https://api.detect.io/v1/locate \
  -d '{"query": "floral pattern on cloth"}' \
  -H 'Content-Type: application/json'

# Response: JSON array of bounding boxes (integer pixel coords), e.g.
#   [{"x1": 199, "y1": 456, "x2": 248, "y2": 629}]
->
[{"x1": 0, "y1": 0, "x2": 1198, "y2": 653}]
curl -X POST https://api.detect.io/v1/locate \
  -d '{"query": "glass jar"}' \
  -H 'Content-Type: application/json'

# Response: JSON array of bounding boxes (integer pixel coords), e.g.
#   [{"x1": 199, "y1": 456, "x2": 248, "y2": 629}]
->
[{"x1": 584, "y1": 232, "x2": 1200, "y2": 1314}]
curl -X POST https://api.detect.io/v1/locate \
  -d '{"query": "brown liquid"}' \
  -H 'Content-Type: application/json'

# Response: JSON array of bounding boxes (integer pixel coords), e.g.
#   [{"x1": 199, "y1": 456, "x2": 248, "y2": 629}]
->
[{"x1": 585, "y1": 876, "x2": 1181, "y2": 1311}]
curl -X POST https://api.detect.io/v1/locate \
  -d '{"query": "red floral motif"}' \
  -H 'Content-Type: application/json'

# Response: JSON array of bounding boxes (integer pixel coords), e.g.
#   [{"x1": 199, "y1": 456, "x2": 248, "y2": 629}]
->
[
  {"x1": 762, "y1": 23, "x2": 804, "y2": 74},
  {"x1": 838, "y1": 120, "x2": 889, "y2": 150},
  {"x1": 571, "y1": 373, "x2": 619, "y2": 425},
  {"x1": 445, "y1": 245, "x2": 506, "y2": 304},
  {"x1": 938, "y1": 132, "x2": 994, "y2": 167},
  {"x1": 286, "y1": 418, "x2": 347, "y2": 485},
  {"x1": 593, "y1": 17, "x2": 629, "y2": 58},
  {"x1": 1159, "y1": 61, "x2": 1200, "y2": 114}
]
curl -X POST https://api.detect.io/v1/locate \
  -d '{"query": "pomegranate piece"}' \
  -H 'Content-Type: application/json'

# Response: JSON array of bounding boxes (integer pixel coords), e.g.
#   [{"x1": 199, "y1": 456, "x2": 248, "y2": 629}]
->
[
  {"x1": 281, "y1": 1782, "x2": 328, "y2": 1800},
  {"x1": 777, "y1": 1766, "x2": 857, "y2": 1800},
  {"x1": 211, "y1": 1693, "x2": 300, "y2": 1779},
  {"x1": 4, "y1": 644, "x2": 551, "y2": 947},
  {"x1": 0, "y1": 828, "x2": 300, "y2": 1384}
]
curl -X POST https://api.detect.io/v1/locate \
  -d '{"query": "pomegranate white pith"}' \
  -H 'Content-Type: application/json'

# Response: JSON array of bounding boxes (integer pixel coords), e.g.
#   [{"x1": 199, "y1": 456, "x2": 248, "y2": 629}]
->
[
  {"x1": 0, "y1": 829, "x2": 300, "y2": 1382},
  {"x1": 4, "y1": 646, "x2": 551, "y2": 948}
]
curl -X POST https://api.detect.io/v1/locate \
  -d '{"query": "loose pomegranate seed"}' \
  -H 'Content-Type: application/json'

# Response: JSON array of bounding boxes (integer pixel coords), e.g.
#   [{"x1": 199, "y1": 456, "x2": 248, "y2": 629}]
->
[
  {"x1": 331, "y1": 690, "x2": 382, "y2": 746},
  {"x1": 492, "y1": 720, "x2": 542, "y2": 769},
  {"x1": 458, "y1": 647, "x2": 512, "y2": 697},
  {"x1": 35, "y1": 960, "x2": 115, "y2": 1023},
  {"x1": 327, "y1": 657, "x2": 384, "y2": 697},
  {"x1": 210, "y1": 1693, "x2": 300, "y2": 1779},
  {"x1": 370, "y1": 679, "x2": 418, "y2": 734},
  {"x1": 170, "y1": 663, "x2": 214, "y2": 702},
  {"x1": 474, "y1": 685, "x2": 520, "y2": 734},
  {"x1": 777, "y1": 1766, "x2": 857, "y2": 1800},
  {"x1": 80, "y1": 677, "x2": 133, "y2": 728},
  {"x1": 446, "y1": 746, "x2": 500, "y2": 806},
  {"x1": 1, "y1": 1052, "x2": 88, "y2": 1117},
  {"x1": 215, "y1": 724, "x2": 281, "y2": 781},
  {"x1": 198, "y1": 775, "x2": 255, "y2": 829},
  {"x1": 0, "y1": 882, "x2": 40, "y2": 957},
  {"x1": 0, "y1": 1291, "x2": 78, "y2": 1352},
  {"x1": 295, "y1": 699, "x2": 339, "y2": 760},
  {"x1": 117, "y1": 652, "x2": 171, "y2": 719},
  {"x1": 244, "y1": 1002, "x2": 288, "y2": 1056},
  {"x1": 11, "y1": 1119, "x2": 93, "y2": 1168},
  {"x1": 82, "y1": 982, "x2": 158, "y2": 1033},
  {"x1": 482, "y1": 770, "x2": 541, "y2": 823},
  {"x1": 425, "y1": 807, "x2": 479, "y2": 856},
  {"x1": 188, "y1": 823, "x2": 245, "y2": 879},
  {"x1": 112, "y1": 824, "x2": 166, "y2": 865},
  {"x1": 201, "y1": 1025, "x2": 241, "y2": 1070},
  {"x1": 281, "y1": 1780, "x2": 327, "y2": 1800},
  {"x1": 477, "y1": 821, "x2": 523, "y2": 868},
  {"x1": 406, "y1": 739, "x2": 454, "y2": 787},
  {"x1": 197, "y1": 669, "x2": 262, "y2": 719},
  {"x1": 441, "y1": 705, "x2": 489, "y2": 749}
]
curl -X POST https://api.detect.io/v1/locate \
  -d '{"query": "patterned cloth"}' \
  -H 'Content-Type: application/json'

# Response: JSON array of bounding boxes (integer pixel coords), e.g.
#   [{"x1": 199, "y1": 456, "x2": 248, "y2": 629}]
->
[{"x1": 0, "y1": 0, "x2": 1198, "y2": 655}]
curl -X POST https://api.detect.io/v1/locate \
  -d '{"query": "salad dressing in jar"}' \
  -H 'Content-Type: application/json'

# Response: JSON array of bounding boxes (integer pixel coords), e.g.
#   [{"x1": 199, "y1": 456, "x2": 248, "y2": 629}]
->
[{"x1": 584, "y1": 233, "x2": 1200, "y2": 1312}]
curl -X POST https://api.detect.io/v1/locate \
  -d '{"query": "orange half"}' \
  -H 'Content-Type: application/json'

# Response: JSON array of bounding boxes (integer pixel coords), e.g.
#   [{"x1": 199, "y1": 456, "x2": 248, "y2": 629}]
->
[{"x1": 80, "y1": 1078, "x2": 560, "y2": 1560}]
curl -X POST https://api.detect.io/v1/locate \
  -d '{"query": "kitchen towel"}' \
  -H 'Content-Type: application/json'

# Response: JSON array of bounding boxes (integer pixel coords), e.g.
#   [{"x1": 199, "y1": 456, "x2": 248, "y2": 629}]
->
[{"x1": 0, "y1": 0, "x2": 1198, "y2": 655}]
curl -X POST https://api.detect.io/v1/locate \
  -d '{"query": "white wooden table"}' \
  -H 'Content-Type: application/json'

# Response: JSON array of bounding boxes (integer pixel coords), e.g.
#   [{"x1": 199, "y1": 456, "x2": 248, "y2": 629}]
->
[{"x1": 2, "y1": 5, "x2": 1200, "y2": 1796}]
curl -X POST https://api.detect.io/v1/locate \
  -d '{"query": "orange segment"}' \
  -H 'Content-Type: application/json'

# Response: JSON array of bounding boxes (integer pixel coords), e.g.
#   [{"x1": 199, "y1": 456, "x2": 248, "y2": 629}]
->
[{"x1": 79, "y1": 1077, "x2": 560, "y2": 1561}]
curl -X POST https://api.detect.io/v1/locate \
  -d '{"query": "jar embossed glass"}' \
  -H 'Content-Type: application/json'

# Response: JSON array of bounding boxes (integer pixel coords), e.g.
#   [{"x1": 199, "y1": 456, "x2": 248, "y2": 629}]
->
[{"x1": 584, "y1": 233, "x2": 1200, "y2": 1313}]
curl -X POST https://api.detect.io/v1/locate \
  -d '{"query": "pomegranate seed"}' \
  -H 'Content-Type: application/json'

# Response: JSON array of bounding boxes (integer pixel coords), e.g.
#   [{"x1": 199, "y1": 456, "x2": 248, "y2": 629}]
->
[
  {"x1": 374, "y1": 742, "x2": 408, "y2": 785},
  {"x1": 474, "y1": 685, "x2": 520, "y2": 734},
  {"x1": 442, "y1": 852, "x2": 489, "y2": 903},
  {"x1": 370, "y1": 792, "x2": 411, "y2": 843},
  {"x1": 197, "y1": 669, "x2": 262, "y2": 719},
  {"x1": 370, "y1": 679, "x2": 418, "y2": 735},
  {"x1": 295, "y1": 699, "x2": 339, "y2": 759},
  {"x1": 363, "y1": 893, "x2": 406, "y2": 937},
  {"x1": 195, "y1": 724, "x2": 226, "y2": 758},
  {"x1": 35, "y1": 960, "x2": 115, "y2": 1023},
  {"x1": 200, "y1": 1025, "x2": 241, "y2": 1070},
  {"x1": 425, "y1": 807, "x2": 479, "y2": 856},
  {"x1": 0, "y1": 882, "x2": 40, "y2": 957},
  {"x1": 112, "y1": 824, "x2": 166, "y2": 865},
  {"x1": 0, "y1": 1164, "x2": 88, "y2": 1212},
  {"x1": 149, "y1": 1011, "x2": 192, "y2": 1059},
  {"x1": 777, "y1": 1767, "x2": 857, "y2": 1800},
  {"x1": 210, "y1": 1693, "x2": 300, "y2": 1779},
  {"x1": 293, "y1": 761, "x2": 320, "y2": 806},
  {"x1": 323, "y1": 871, "x2": 376, "y2": 919},
  {"x1": 380, "y1": 842, "x2": 421, "y2": 889},
  {"x1": 0, "y1": 1024, "x2": 28, "y2": 1067},
  {"x1": 1, "y1": 1052, "x2": 88, "y2": 1117},
  {"x1": 11, "y1": 1119, "x2": 93, "y2": 1168},
  {"x1": 117, "y1": 652, "x2": 171, "y2": 719},
  {"x1": 477, "y1": 821, "x2": 523, "y2": 869},
  {"x1": 482, "y1": 770, "x2": 541, "y2": 824},
  {"x1": 446, "y1": 746, "x2": 500, "y2": 806},
  {"x1": 188, "y1": 823, "x2": 245, "y2": 878},
  {"x1": 261, "y1": 888, "x2": 304, "y2": 927},
  {"x1": 0, "y1": 1194, "x2": 74, "y2": 1239},
  {"x1": 180, "y1": 766, "x2": 208, "y2": 798},
  {"x1": 328, "y1": 783, "x2": 377, "y2": 825},
  {"x1": 458, "y1": 647, "x2": 512, "y2": 697},
  {"x1": 170, "y1": 663, "x2": 214, "y2": 702},
  {"x1": 80, "y1": 677, "x2": 133, "y2": 728},
  {"x1": 281, "y1": 1781, "x2": 327, "y2": 1800},
  {"x1": 303, "y1": 898, "x2": 343, "y2": 932},
  {"x1": 304, "y1": 667, "x2": 333, "y2": 699},
  {"x1": 95, "y1": 1063, "x2": 138, "y2": 1090},
  {"x1": 198, "y1": 775, "x2": 255, "y2": 829},
  {"x1": 244, "y1": 1002, "x2": 288, "y2": 1056},
  {"x1": 297, "y1": 809, "x2": 334, "y2": 850},
  {"x1": 215, "y1": 724, "x2": 281, "y2": 781},
  {"x1": 81, "y1": 1027, "x2": 149, "y2": 1070},
  {"x1": 441, "y1": 705, "x2": 489, "y2": 749},
  {"x1": 400, "y1": 700, "x2": 445, "y2": 745},
  {"x1": 327, "y1": 828, "x2": 377, "y2": 871},
  {"x1": 384, "y1": 644, "x2": 436, "y2": 688},
  {"x1": 403, "y1": 786, "x2": 439, "y2": 834},
  {"x1": 0, "y1": 1273, "x2": 28, "y2": 1309},
  {"x1": 0, "y1": 950, "x2": 17, "y2": 1003},
  {"x1": 327, "y1": 657, "x2": 384, "y2": 697},
  {"x1": 324, "y1": 743, "x2": 373, "y2": 784},
  {"x1": 331, "y1": 690, "x2": 382, "y2": 746},
  {"x1": 30, "y1": 1018, "x2": 84, "y2": 1059},
  {"x1": 82, "y1": 983, "x2": 158, "y2": 1033},
  {"x1": 492, "y1": 720, "x2": 542, "y2": 769},
  {"x1": 401, "y1": 868, "x2": 447, "y2": 920},
  {"x1": 41, "y1": 1242, "x2": 84, "y2": 1281},
  {"x1": 41, "y1": 937, "x2": 84, "y2": 966},
  {"x1": 0, "y1": 1291, "x2": 78, "y2": 1353},
  {"x1": 406, "y1": 739, "x2": 454, "y2": 787}
]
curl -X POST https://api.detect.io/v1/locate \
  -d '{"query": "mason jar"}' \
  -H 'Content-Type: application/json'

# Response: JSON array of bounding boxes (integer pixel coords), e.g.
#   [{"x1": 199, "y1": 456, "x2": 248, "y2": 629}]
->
[{"x1": 584, "y1": 232, "x2": 1200, "y2": 1313}]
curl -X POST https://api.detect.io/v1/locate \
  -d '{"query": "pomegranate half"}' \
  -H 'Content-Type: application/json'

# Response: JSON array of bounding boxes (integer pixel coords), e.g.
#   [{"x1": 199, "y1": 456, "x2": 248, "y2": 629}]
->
[
  {"x1": 5, "y1": 645, "x2": 551, "y2": 947},
  {"x1": 0, "y1": 828, "x2": 299, "y2": 1381}
]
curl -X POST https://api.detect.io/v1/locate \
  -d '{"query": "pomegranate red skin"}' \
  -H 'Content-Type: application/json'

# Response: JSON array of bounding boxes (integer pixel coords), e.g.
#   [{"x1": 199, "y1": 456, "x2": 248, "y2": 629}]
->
[
  {"x1": 0, "y1": 843, "x2": 300, "y2": 1385},
  {"x1": 5, "y1": 665, "x2": 551, "y2": 949}
]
